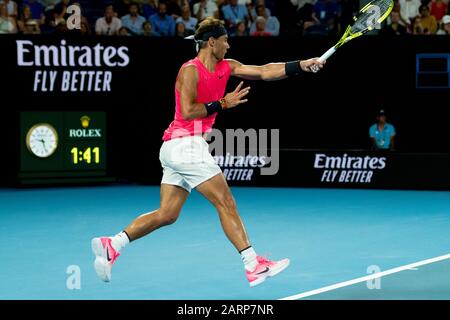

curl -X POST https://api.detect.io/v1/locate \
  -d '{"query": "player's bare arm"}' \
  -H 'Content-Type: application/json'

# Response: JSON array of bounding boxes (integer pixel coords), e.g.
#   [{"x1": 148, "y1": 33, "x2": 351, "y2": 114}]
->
[
  {"x1": 227, "y1": 58, "x2": 325, "y2": 81},
  {"x1": 178, "y1": 65, "x2": 251, "y2": 120}
]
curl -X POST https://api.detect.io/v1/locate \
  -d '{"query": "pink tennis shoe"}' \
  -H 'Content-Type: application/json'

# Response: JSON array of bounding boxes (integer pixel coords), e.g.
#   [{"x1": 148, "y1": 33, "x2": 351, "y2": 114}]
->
[
  {"x1": 246, "y1": 256, "x2": 290, "y2": 287},
  {"x1": 91, "y1": 237, "x2": 120, "y2": 282}
]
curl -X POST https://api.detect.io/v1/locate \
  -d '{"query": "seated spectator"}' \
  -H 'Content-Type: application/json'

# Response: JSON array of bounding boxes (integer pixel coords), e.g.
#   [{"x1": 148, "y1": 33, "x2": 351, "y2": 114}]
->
[
  {"x1": 234, "y1": 20, "x2": 248, "y2": 35},
  {"x1": 249, "y1": 0, "x2": 271, "y2": 20},
  {"x1": 17, "y1": 5, "x2": 41, "y2": 33},
  {"x1": 399, "y1": 0, "x2": 421, "y2": 24},
  {"x1": 436, "y1": 14, "x2": 450, "y2": 34},
  {"x1": 302, "y1": 11, "x2": 328, "y2": 35},
  {"x1": 150, "y1": 2, "x2": 175, "y2": 36},
  {"x1": 142, "y1": 20, "x2": 159, "y2": 36},
  {"x1": 193, "y1": 0, "x2": 219, "y2": 22},
  {"x1": 121, "y1": 1, "x2": 146, "y2": 35},
  {"x1": 55, "y1": 20, "x2": 68, "y2": 33},
  {"x1": 381, "y1": 10, "x2": 407, "y2": 35},
  {"x1": 114, "y1": 0, "x2": 132, "y2": 17},
  {"x1": 314, "y1": 0, "x2": 340, "y2": 32},
  {"x1": 175, "y1": 5, "x2": 197, "y2": 34},
  {"x1": 250, "y1": 16, "x2": 271, "y2": 36},
  {"x1": 175, "y1": 21, "x2": 188, "y2": 37},
  {"x1": 0, "y1": 0, "x2": 18, "y2": 18},
  {"x1": 0, "y1": 2, "x2": 17, "y2": 33},
  {"x1": 142, "y1": 0, "x2": 157, "y2": 19},
  {"x1": 222, "y1": 0, "x2": 248, "y2": 33},
  {"x1": 418, "y1": 4, "x2": 437, "y2": 34},
  {"x1": 96, "y1": 5, "x2": 122, "y2": 35},
  {"x1": 79, "y1": 20, "x2": 91, "y2": 35},
  {"x1": 369, "y1": 109, "x2": 396, "y2": 151},
  {"x1": 409, "y1": 16, "x2": 424, "y2": 34},
  {"x1": 22, "y1": 0, "x2": 44, "y2": 21},
  {"x1": 387, "y1": 1, "x2": 409, "y2": 27},
  {"x1": 53, "y1": 0, "x2": 71, "y2": 23},
  {"x1": 118, "y1": 25, "x2": 130, "y2": 35},
  {"x1": 430, "y1": 0, "x2": 447, "y2": 22},
  {"x1": 249, "y1": 3, "x2": 280, "y2": 35},
  {"x1": 166, "y1": 0, "x2": 189, "y2": 19}
]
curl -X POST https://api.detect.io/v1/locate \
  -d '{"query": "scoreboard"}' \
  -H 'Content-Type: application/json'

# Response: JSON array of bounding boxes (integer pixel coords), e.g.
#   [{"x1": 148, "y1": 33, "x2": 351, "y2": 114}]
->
[{"x1": 19, "y1": 111, "x2": 113, "y2": 184}]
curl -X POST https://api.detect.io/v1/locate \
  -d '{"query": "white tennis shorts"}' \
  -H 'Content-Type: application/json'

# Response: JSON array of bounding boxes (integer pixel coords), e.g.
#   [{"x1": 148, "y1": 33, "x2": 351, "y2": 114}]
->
[{"x1": 159, "y1": 135, "x2": 222, "y2": 192}]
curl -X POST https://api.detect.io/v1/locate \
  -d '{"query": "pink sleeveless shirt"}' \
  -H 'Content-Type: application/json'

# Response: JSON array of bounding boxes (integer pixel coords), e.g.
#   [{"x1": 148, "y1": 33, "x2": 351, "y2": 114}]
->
[{"x1": 162, "y1": 57, "x2": 232, "y2": 141}]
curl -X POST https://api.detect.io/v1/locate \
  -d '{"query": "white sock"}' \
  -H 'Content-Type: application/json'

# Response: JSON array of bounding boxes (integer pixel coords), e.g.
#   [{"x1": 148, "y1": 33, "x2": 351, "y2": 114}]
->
[
  {"x1": 240, "y1": 246, "x2": 258, "y2": 272},
  {"x1": 110, "y1": 231, "x2": 130, "y2": 252}
]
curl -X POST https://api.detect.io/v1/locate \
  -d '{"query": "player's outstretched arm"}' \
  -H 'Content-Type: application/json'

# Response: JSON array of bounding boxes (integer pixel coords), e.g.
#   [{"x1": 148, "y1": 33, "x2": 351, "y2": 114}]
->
[{"x1": 227, "y1": 58, "x2": 325, "y2": 81}]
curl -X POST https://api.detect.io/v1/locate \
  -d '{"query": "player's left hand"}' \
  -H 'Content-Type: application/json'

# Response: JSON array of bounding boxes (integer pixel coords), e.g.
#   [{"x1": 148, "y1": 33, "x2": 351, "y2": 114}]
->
[{"x1": 300, "y1": 58, "x2": 325, "y2": 72}]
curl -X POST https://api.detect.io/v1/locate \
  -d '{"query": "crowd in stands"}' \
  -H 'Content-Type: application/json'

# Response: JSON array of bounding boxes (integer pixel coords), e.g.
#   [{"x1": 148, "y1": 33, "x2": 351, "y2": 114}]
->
[{"x1": 0, "y1": 0, "x2": 449, "y2": 35}]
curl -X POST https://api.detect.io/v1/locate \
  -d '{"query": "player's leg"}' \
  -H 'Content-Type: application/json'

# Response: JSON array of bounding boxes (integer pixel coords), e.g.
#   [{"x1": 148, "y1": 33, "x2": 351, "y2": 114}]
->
[
  {"x1": 196, "y1": 173, "x2": 250, "y2": 251},
  {"x1": 91, "y1": 183, "x2": 189, "y2": 282},
  {"x1": 123, "y1": 183, "x2": 189, "y2": 241},
  {"x1": 196, "y1": 173, "x2": 290, "y2": 287}
]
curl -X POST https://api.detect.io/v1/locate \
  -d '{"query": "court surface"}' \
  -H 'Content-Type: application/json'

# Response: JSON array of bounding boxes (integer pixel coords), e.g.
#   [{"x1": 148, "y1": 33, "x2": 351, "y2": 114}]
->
[{"x1": 1, "y1": 185, "x2": 449, "y2": 300}]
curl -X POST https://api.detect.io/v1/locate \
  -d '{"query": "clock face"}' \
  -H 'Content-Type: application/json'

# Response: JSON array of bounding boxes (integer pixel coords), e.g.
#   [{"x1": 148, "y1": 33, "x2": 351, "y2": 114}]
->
[{"x1": 26, "y1": 123, "x2": 59, "y2": 158}]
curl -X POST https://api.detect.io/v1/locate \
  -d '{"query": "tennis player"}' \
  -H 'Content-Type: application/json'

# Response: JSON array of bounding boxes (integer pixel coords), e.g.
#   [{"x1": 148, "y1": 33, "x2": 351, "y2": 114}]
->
[{"x1": 92, "y1": 18, "x2": 324, "y2": 287}]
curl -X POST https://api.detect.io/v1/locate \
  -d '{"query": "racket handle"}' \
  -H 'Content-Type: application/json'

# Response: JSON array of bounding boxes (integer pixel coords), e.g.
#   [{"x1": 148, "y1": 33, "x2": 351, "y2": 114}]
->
[
  {"x1": 310, "y1": 47, "x2": 336, "y2": 73},
  {"x1": 318, "y1": 47, "x2": 336, "y2": 63}
]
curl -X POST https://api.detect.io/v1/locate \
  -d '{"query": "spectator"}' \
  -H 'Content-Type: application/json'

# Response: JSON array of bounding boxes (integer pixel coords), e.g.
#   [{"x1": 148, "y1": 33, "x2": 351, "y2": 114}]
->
[
  {"x1": 418, "y1": 4, "x2": 437, "y2": 34},
  {"x1": 302, "y1": 11, "x2": 328, "y2": 35},
  {"x1": 114, "y1": 0, "x2": 132, "y2": 17},
  {"x1": 249, "y1": 3, "x2": 280, "y2": 35},
  {"x1": 55, "y1": 20, "x2": 68, "y2": 33},
  {"x1": 248, "y1": 0, "x2": 271, "y2": 21},
  {"x1": 409, "y1": 16, "x2": 424, "y2": 33},
  {"x1": 250, "y1": 16, "x2": 271, "y2": 36},
  {"x1": 399, "y1": 0, "x2": 421, "y2": 24},
  {"x1": 53, "y1": 0, "x2": 70, "y2": 22},
  {"x1": 79, "y1": 20, "x2": 91, "y2": 35},
  {"x1": 175, "y1": 5, "x2": 197, "y2": 34},
  {"x1": 142, "y1": 20, "x2": 159, "y2": 36},
  {"x1": 314, "y1": 0, "x2": 340, "y2": 32},
  {"x1": 430, "y1": 0, "x2": 447, "y2": 22},
  {"x1": 234, "y1": 19, "x2": 248, "y2": 35},
  {"x1": 0, "y1": 2, "x2": 17, "y2": 33},
  {"x1": 175, "y1": 20, "x2": 187, "y2": 37},
  {"x1": 142, "y1": 0, "x2": 157, "y2": 19},
  {"x1": 149, "y1": 2, "x2": 175, "y2": 36},
  {"x1": 166, "y1": 0, "x2": 189, "y2": 19},
  {"x1": 193, "y1": 0, "x2": 219, "y2": 21},
  {"x1": 222, "y1": 0, "x2": 248, "y2": 32},
  {"x1": 17, "y1": 5, "x2": 41, "y2": 33},
  {"x1": 436, "y1": 14, "x2": 450, "y2": 34},
  {"x1": 22, "y1": 0, "x2": 44, "y2": 21},
  {"x1": 369, "y1": 110, "x2": 396, "y2": 151},
  {"x1": 96, "y1": 5, "x2": 122, "y2": 35},
  {"x1": 118, "y1": 25, "x2": 130, "y2": 35},
  {"x1": 121, "y1": 1, "x2": 146, "y2": 35},
  {"x1": 388, "y1": 1, "x2": 409, "y2": 26},
  {"x1": 0, "y1": 0, "x2": 18, "y2": 18},
  {"x1": 381, "y1": 10, "x2": 407, "y2": 35}
]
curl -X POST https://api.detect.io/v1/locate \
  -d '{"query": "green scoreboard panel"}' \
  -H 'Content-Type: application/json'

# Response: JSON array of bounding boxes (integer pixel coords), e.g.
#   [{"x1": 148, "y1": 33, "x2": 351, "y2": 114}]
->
[{"x1": 19, "y1": 112, "x2": 113, "y2": 184}]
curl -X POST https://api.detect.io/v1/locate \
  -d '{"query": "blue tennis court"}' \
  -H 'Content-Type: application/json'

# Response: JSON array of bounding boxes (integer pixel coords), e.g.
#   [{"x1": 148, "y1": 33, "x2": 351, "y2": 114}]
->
[{"x1": 1, "y1": 185, "x2": 449, "y2": 300}]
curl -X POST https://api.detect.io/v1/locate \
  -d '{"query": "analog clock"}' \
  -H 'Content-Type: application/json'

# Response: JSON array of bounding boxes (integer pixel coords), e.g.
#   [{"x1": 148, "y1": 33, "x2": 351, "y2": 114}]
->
[{"x1": 26, "y1": 123, "x2": 59, "y2": 158}]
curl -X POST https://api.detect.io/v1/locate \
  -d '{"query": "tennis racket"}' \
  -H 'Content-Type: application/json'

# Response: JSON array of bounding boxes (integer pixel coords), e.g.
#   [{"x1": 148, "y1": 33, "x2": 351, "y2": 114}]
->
[{"x1": 310, "y1": 0, "x2": 394, "y2": 72}]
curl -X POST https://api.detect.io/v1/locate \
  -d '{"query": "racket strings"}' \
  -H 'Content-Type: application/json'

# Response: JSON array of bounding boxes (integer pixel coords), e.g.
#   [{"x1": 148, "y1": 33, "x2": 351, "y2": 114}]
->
[{"x1": 351, "y1": 0, "x2": 393, "y2": 34}]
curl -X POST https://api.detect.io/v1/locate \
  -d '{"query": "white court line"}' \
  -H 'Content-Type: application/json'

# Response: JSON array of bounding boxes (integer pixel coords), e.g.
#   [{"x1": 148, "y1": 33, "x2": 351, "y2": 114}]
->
[{"x1": 279, "y1": 253, "x2": 450, "y2": 300}]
